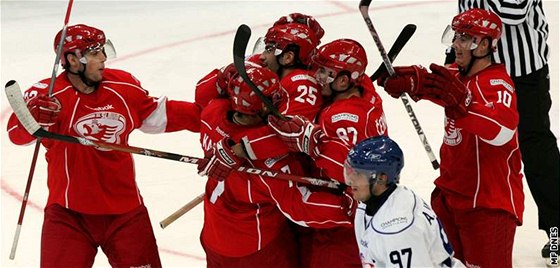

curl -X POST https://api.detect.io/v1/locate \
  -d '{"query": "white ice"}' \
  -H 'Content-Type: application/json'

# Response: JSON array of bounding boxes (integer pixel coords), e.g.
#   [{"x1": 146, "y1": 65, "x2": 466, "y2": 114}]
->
[{"x1": 1, "y1": 1, "x2": 558, "y2": 267}]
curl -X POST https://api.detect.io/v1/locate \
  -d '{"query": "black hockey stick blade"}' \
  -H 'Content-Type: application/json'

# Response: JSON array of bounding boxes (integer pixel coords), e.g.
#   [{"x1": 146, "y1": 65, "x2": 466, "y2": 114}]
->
[
  {"x1": 369, "y1": 24, "x2": 416, "y2": 81},
  {"x1": 359, "y1": 0, "x2": 373, "y2": 8},
  {"x1": 233, "y1": 24, "x2": 286, "y2": 120}
]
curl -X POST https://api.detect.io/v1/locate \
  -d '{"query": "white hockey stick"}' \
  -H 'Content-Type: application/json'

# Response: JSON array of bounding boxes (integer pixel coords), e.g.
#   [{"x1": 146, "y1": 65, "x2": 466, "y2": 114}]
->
[{"x1": 359, "y1": 0, "x2": 440, "y2": 170}]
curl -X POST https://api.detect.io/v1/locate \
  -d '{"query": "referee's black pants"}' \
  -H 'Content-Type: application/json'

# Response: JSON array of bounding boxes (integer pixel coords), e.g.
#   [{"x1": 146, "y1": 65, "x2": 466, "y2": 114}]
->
[{"x1": 514, "y1": 64, "x2": 559, "y2": 235}]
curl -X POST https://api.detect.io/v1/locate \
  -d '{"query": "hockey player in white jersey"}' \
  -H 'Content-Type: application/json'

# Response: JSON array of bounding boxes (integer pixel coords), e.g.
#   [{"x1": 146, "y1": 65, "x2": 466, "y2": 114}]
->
[{"x1": 344, "y1": 136, "x2": 464, "y2": 268}]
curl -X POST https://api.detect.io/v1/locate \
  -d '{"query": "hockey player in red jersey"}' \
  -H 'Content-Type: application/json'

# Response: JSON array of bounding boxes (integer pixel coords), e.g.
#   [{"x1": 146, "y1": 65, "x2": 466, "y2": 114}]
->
[
  {"x1": 196, "y1": 64, "x2": 355, "y2": 267},
  {"x1": 195, "y1": 13, "x2": 325, "y2": 162},
  {"x1": 235, "y1": 19, "x2": 326, "y2": 160},
  {"x1": 379, "y1": 9, "x2": 524, "y2": 267},
  {"x1": 268, "y1": 39, "x2": 388, "y2": 268},
  {"x1": 6, "y1": 24, "x2": 202, "y2": 267}
]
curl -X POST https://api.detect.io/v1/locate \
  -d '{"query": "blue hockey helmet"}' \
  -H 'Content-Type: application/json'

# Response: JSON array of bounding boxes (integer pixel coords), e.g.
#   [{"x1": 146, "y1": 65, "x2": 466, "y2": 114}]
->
[{"x1": 344, "y1": 136, "x2": 404, "y2": 184}]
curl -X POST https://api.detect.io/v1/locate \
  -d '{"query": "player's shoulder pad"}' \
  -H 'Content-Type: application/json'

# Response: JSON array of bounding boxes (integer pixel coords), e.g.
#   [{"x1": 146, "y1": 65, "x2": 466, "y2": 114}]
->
[
  {"x1": 478, "y1": 64, "x2": 515, "y2": 93},
  {"x1": 28, "y1": 76, "x2": 71, "y2": 97},
  {"x1": 200, "y1": 98, "x2": 231, "y2": 121},
  {"x1": 371, "y1": 185, "x2": 417, "y2": 234},
  {"x1": 101, "y1": 68, "x2": 146, "y2": 93}
]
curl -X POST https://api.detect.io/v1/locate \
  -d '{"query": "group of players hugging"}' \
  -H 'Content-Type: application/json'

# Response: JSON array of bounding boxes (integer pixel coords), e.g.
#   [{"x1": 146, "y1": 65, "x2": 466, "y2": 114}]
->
[{"x1": 8, "y1": 7, "x2": 524, "y2": 268}]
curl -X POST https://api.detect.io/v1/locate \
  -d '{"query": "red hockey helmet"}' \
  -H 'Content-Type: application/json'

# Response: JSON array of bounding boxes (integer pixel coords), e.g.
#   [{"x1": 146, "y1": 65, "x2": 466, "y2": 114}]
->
[
  {"x1": 273, "y1": 13, "x2": 325, "y2": 44},
  {"x1": 264, "y1": 23, "x2": 319, "y2": 66},
  {"x1": 311, "y1": 39, "x2": 368, "y2": 85},
  {"x1": 54, "y1": 24, "x2": 114, "y2": 66},
  {"x1": 229, "y1": 65, "x2": 282, "y2": 115},
  {"x1": 443, "y1": 9, "x2": 502, "y2": 50}
]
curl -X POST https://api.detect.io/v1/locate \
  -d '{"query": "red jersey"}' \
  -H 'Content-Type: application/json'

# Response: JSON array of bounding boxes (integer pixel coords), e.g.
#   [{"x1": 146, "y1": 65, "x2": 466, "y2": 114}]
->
[
  {"x1": 7, "y1": 69, "x2": 201, "y2": 214},
  {"x1": 315, "y1": 78, "x2": 388, "y2": 182},
  {"x1": 199, "y1": 99, "x2": 352, "y2": 257},
  {"x1": 434, "y1": 64, "x2": 524, "y2": 224},
  {"x1": 240, "y1": 69, "x2": 324, "y2": 160}
]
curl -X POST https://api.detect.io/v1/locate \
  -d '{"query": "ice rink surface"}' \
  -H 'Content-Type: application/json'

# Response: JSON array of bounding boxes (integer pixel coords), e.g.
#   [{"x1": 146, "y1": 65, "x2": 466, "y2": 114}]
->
[{"x1": 1, "y1": 0, "x2": 558, "y2": 267}]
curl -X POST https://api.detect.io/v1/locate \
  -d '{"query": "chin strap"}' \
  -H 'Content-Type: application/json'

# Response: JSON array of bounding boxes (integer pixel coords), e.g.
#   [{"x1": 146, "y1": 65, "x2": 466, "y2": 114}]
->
[
  {"x1": 66, "y1": 62, "x2": 98, "y2": 88},
  {"x1": 329, "y1": 82, "x2": 355, "y2": 97}
]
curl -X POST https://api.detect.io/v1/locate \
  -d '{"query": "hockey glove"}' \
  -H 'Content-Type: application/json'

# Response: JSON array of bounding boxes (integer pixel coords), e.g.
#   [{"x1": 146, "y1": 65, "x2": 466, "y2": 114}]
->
[
  {"x1": 376, "y1": 65, "x2": 429, "y2": 101},
  {"x1": 268, "y1": 115, "x2": 322, "y2": 157},
  {"x1": 27, "y1": 94, "x2": 61, "y2": 127},
  {"x1": 424, "y1": 64, "x2": 472, "y2": 119},
  {"x1": 197, "y1": 138, "x2": 243, "y2": 181}
]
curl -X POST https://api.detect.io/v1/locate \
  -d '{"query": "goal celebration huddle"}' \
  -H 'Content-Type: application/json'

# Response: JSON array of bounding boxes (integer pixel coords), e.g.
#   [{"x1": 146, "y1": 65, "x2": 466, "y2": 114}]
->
[{"x1": 4, "y1": 0, "x2": 557, "y2": 267}]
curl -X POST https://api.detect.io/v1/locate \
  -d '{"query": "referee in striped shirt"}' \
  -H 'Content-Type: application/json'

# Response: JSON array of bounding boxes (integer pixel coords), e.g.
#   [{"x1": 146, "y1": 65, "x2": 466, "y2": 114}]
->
[{"x1": 446, "y1": 0, "x2": 559, "y2": 262}]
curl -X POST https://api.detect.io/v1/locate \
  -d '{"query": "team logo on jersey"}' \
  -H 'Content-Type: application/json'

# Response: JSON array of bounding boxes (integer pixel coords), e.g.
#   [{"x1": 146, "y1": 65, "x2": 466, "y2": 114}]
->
[
  {"x1": 74, "y1": 112, "x2": 126, "y2": 151},
  {"x1": 443, "y1": 118, "x2": 462, "y2": 146},
  {"x1": 331, "y1": 113, "x2": 359, "y2": 123}
]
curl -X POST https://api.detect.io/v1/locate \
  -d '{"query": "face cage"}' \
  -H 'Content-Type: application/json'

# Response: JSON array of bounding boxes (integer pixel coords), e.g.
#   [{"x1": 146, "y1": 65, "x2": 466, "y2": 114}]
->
[
  {"x1": 343, "y1": 159, "x2": 379, "y2": 188},
  {"x1": 441, "y1": 25, "x2": 479, "y2": 50},
  {"x1": 78, "y1": 39, "x2": 117, "y2": 64}
]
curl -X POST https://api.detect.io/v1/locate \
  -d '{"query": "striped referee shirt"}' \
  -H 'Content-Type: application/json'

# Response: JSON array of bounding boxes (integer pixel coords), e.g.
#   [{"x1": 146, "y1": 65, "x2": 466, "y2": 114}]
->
[{"x1": 457, "y1": 0, "x2": 549, "y2": 77}]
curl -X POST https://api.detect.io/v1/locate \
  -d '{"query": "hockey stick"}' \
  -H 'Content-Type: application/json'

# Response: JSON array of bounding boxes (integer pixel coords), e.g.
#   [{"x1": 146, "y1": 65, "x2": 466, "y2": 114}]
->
[
  {"x1": 9, "y1": 0, "x2": 74, "y2": 260},
  {"x1": 5, "y1": 80, "x2": 344, "y2": 191},
  {"x1": 233, "y1": 24, "x2": 286, "y2": 120},
  {"x1": 369, "y1": 24, "x2": 416, "y2": 81},
  {"x1": 359, "y1": 0, "x2": 440, "y2": 170},
  {"x1": 159, "y1": 193, "x2": 204, "y2": 229}
]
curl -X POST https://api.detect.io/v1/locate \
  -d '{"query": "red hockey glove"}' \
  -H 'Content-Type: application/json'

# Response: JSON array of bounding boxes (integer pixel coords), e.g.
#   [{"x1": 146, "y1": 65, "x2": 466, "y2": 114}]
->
[
  {"x1": 376, "y1": 65, "x2": 429, "y2": 101},
  {"x1": 216, "y1": 63, "x2": 238, "y2": 96},
  {"x1": 268, "y1": 115, "x2": 322, "y2": 157},
  {"x1": 197, "y1": 138, "x2": 243, "y2": 181},
  {"x1": 27, "y1": 94, "x2": 61, "y2": 127},
  {"x1": 424, "y1": 64, "x2": 472, "y2": 119}
]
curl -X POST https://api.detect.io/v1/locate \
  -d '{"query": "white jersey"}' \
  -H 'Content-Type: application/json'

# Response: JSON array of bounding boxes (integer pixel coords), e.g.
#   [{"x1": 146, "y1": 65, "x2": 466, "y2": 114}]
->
[{"x1": 354, "y1": 185, "x2": 465, "y2": 268}]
